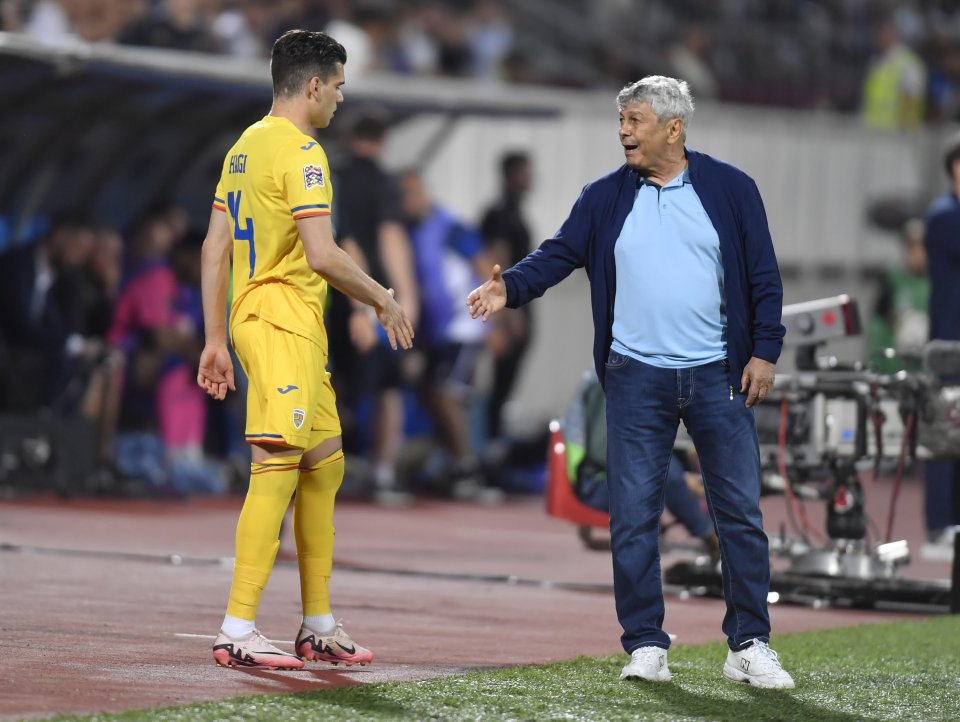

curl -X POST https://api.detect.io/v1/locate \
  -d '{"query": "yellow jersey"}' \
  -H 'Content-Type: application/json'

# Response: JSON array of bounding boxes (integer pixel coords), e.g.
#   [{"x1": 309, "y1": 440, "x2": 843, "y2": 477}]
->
[{"x1": 213, "y1": 115, "x2": 333, "y2": 352}]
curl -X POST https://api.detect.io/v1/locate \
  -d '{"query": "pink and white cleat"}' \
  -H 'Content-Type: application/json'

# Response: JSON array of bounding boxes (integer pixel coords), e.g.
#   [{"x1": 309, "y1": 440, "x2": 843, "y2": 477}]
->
[
  {"x1": 295, "y1": 624, "x2": 374, "y2": 666},
  {"x1": 213, "y1": 629, "x2": 304, "y2": 670}
]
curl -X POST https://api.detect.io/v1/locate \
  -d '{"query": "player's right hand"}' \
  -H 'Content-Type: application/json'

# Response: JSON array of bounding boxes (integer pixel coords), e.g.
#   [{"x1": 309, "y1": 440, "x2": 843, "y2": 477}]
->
[
  {"x1": 375, "y1": 288, "x2": 414, "y2": 351},
  {"x1": 197, "y1": 342, "x2": 236, "y2": 400},
  {"x1": 466, "y1": 264, "x2": 507, "y2": 322}
]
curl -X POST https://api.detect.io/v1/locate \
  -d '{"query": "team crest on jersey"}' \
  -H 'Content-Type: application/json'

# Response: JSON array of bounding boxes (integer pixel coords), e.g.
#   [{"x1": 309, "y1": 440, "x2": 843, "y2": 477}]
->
[
  {"x1": 292, "y1": 408, "x2": 306, "y2": 429},
  {"x1": 303, "y1": 164, "x2": 325, "y2": 190}
]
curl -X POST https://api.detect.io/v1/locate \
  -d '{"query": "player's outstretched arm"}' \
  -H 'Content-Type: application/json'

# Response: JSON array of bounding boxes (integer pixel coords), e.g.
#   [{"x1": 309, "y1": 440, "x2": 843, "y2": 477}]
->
[
  {"x1": 197, "y1": 209, "x2": 236, "y2": 400},
  {"x1": 297, "y1": 215, "x2": 414, "y2": 350},
  {"x1": 466, "y1": 264, "x2": 507, "y2": 322}
]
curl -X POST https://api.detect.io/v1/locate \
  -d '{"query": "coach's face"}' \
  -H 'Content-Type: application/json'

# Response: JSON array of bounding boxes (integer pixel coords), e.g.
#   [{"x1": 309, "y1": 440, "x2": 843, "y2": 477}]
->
[
  {"x1": 309, "y1": 63, "x2": 345, "y2": 129},
  {"x1": 619, "y1": 101, "x2": 682, "y2": 175}
]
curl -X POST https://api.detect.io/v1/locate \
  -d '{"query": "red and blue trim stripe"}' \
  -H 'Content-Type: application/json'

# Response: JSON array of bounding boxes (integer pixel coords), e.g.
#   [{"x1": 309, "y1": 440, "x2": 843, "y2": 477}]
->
[
  {"x1": 245, "y1": 433, "x2": 287, "y2": 444},
  {"x1": 251, "y1": 462, "x2": 300, "y2": 475},
  {"x1": 291, "y1": 203, "x2": 330, "y2": 219}
]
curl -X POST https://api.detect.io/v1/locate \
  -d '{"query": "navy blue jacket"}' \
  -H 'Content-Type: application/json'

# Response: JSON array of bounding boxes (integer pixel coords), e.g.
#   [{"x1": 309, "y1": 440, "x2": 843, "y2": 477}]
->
[
  {"x1": 502, "y1": 149, "x2": 785, "y2": 388},
  {"x1": 924, "y1": 192, "x2": 960, "y2": 341}
]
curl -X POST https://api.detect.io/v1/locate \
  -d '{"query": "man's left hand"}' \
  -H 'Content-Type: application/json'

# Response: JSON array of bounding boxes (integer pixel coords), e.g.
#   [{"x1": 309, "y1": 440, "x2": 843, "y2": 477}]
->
[{"x1": 740, "y1": 357, "x2": 776, "y2": 408}]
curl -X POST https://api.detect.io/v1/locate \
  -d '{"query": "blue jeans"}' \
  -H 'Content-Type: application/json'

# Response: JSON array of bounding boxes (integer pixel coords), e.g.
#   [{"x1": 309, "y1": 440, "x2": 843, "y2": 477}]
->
[
  {"x1": 925, "y1": 459, "x2": 959, "y2": 533},
  {"x1": 604, "y1": 351, "x2": 771, "y2": 652}
]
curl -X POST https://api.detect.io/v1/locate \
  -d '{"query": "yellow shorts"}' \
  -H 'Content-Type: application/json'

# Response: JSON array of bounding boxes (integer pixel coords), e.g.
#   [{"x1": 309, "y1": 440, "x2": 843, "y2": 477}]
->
[{"x1": 231, "y1": 316, "x2": 340, "y2": 449}]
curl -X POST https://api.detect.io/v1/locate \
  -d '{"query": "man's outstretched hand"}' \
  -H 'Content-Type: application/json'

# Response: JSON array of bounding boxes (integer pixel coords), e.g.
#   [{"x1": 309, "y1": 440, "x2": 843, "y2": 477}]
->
[{"x1": 466, "y1": 264, "x2": 507, "y2": 322}]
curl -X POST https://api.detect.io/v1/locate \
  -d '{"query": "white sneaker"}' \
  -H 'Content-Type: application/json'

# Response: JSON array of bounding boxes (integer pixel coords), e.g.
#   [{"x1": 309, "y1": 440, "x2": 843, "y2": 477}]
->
[
  {"x1": 723, "y1": 639, "x2": 795, "y2": 689},
  {"x1": 620, "y1": 646, "x2": 672, "y2": 682},
  {"x1": 921, "y1": 526, "x2": 957, "y2": 562}
]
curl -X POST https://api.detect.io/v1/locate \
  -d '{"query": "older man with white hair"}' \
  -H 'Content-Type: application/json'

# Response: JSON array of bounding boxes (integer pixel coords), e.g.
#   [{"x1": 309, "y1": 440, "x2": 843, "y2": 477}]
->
[{"x1": 468, "y1": 76, "x2": 793, "y2": 688}]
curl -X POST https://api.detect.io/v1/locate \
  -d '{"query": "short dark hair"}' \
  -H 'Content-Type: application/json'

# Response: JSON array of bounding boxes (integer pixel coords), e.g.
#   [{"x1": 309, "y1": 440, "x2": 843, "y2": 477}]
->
[
  {"x1": 501, "y1": 151, "x2": 529, "y2": 180},
  {"x1": 271, "y1": 29, "x2": 347, "y2": 99}
]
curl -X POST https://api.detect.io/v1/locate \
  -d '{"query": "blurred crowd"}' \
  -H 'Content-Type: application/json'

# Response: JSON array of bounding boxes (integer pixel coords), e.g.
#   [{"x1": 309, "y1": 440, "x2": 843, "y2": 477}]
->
[
  {"x1": 0, "y1": 0, "x2": 518, "y2": 81},
  {"x1": 0, "y1": 203, "x2": 235, "y2": 497},
  {"x1": 0, "y1": 2, "x2": 957, "y2": 523},
  {"x1": 0, "y1": 112, "x2": 538, "y2": 503},
  {"x1": 4, "y1": 1, "x2": 960, "y2": 124}
]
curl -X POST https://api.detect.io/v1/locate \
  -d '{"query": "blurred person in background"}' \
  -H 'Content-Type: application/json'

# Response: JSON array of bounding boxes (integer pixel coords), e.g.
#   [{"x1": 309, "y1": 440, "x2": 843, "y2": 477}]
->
[
  {"x1": 468, "y1": 75, "x2": 793, "y2": 688},
  {"x1": 118, "y1": 0, "x2": 220, "y2": 53},
  {"x1": 925, "y1": 31, "x2": 960, "y2": 125},
  {"x1": 867, "y1": 217, "x2": 928, "y2": 374},
  {"x1": 561, "y1": 369, "x2": 720, "y2": 561},
  {"x1": 465, "y1": 0, "x2": 512, "y2": 81},
  {"x1": 270, "y1": 0, "x2": 330, "y2": 38},
  {"x1": 432, "y1": 2, "x2": 471, "y2": 77},
  {"x1": 108, "y1": 207, "x2": 216, "y2": 495},
  {"x1": 395, "y1": 1, "x2": 440, "y2": 75},
  {"x1": 75, "y1": 222, "x2": 125, "y2": 466},
  {"x1": 197, "y1": 29, "x2": 412, "y2": 671},
  {"x1": 0, "y1": 213, "x2": 130, "y2": 494},
  {"x1": 167, "y1": 231, "x2": 229, "y2": 496},
  {"x1": 396, "y1": 0, "x2": 471, "y2": 77},
  {"x1": 666, "y1": 23, "x2": 717, "y2": 101},
  {"x1": 919, "y1": 131, "x2": 960, "y2": 561},
  {"x1": 81, "y1": 224, "x2": 124, "y2": 339},
  {"x1": 211, "y1": 0, "x2": 274, "y2": 59},
  {"x1": 400, "y1": 168, "x2": 501, "y2": 503},
  {"x1": 861, "y1": 12, "x2": 926, "y2": 131},
  {"x1": 0, "y1": 213, "x2": 103, "y2": 413},
  {"x1": 328, "y1": 110, "x2": 419, "y2": 505},
  {"x1": 13, "y1": 0, "x2": 136, "y2": 43},
  {"x1": 325, "y1": 2, "x2": 402, "y2": 76},
  {"x1": 479, "y1": 150, "x2": 533, "y2": 450}
]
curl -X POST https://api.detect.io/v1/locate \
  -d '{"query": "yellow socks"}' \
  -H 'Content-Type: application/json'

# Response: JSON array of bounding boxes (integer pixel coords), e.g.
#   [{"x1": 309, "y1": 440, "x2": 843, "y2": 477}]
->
[
  {"x1": 294, "y1": 450, "x2": 344, "y2": 617},
  {"x1": 225, "y1": 455, "x2": 300, "y2": 620}
]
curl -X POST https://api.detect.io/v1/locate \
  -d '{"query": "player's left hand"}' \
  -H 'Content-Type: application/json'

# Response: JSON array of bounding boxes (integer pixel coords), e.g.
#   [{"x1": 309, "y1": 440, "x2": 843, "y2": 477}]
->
[
  {"x1": 197, "y1": 342, "x2": 236, "y2": 400},
  {"x1": 740, "y1": 356, "x2": 776, "y2": 408}
]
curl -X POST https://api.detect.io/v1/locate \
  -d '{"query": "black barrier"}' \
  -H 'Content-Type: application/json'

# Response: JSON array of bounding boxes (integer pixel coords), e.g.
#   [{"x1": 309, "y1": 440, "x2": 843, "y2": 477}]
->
[{"x1": 0, "y1": 413, "x2": 98, "y2": 496}]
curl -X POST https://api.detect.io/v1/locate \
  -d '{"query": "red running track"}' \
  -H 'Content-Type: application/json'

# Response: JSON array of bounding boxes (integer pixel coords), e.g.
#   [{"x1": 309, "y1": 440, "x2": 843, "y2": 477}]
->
[{"x1": 0, "y1": 472, "x2": 950, "y2": 720}]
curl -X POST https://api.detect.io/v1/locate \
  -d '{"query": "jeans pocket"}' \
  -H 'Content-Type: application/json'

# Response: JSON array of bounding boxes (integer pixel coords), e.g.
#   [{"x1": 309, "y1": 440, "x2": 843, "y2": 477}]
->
[{"x1": 606, "y1": 350, "x2": 629, "y2": 369}]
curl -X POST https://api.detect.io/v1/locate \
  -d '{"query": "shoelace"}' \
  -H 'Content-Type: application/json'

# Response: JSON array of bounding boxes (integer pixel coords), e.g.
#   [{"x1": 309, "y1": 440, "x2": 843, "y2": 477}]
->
[
  {"x1": 631, "y1": 647, "x2": 664, "y2": 663},
  {"x1": 745, "y1": 640, "x2": 783, "y2": 671},
  {"x1": 249, "y1": 630, "x2": 290, "y2": 654},
  {"x1": 249, "y1": 630, "x2": 271, "y2": 646}
]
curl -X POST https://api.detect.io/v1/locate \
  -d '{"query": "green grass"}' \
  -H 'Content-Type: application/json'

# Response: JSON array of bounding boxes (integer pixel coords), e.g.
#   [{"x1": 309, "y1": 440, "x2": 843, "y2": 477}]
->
[{"x1": 49, "y1": 616, "x2": 960, "y2": 722}]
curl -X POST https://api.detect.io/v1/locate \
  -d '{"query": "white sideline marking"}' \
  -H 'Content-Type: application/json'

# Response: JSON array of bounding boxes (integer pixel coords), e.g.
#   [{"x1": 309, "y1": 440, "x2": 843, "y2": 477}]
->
[{"x1": 175, "y1": 632, "x2": 295, "y2": 645}]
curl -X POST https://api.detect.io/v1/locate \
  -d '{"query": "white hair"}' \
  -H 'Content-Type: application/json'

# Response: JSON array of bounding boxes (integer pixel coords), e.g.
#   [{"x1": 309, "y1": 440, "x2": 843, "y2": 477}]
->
[{"x1": 616, "y1": 76, "x2": 695, "y2": 130}]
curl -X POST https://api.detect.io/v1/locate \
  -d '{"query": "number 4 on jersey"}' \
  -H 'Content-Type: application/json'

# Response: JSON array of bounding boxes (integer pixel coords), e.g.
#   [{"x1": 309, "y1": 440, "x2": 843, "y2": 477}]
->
[{"x1": 227, "y1": 190, "x2": 256, "y2": 278}]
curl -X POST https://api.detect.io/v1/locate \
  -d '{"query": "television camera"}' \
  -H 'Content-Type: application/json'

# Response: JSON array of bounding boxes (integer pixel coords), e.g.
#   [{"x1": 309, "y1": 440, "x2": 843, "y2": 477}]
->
[{"x1": 669, "y1": 294, "x2": 960, "y2": 609}]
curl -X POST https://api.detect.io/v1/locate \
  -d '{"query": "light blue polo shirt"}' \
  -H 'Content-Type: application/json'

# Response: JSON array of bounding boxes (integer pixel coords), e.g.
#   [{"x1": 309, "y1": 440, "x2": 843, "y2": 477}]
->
[{"x1": 611, "y1": 167, "x2": 727, "y2": 367}]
